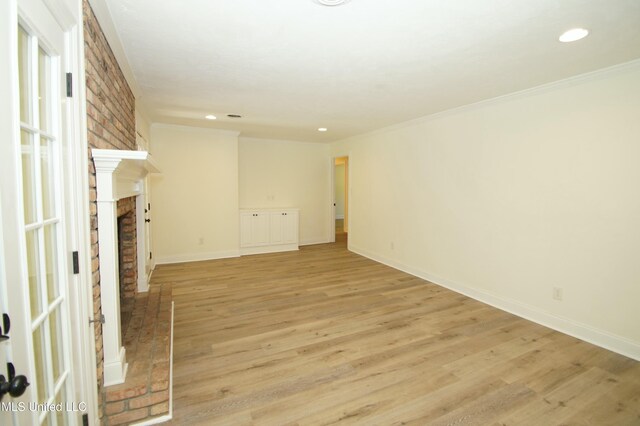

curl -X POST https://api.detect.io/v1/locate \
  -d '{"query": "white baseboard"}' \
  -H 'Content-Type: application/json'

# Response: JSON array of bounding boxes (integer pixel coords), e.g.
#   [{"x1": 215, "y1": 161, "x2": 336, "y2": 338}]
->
[
  {"x1": 240, "y1": 243, "x2": 299, "y2": 256},
  {"x1": 154, "y1": 240, "x2": 332, "y2": 263},
  {"x1": 155, "y1": 250, "x2": 240, "y2": 265},
  {"x1": 349, "y1": 243, "x2": 640, "y2": 361},
  {"x1": 335, "y1": 215, "x2": 345, "y2": 220},
  {"x1": 300, "y1": 238, "x2": 331, "y2": 246}
]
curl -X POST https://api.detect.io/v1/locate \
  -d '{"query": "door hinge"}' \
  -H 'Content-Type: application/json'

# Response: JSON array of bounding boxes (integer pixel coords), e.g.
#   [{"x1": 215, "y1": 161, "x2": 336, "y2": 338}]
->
[
  {"x1": 66, "y1": 73, "x2": 73, "y2": 97},
  {"x1": 88, "y1": 314, "x2": 105, "y2": 325},
  {"x1": 149, "y1": 251, "x2": 153, "y2": 260},
  {"x1": 72, "y1": 251, "x2": 79, "y2": 274},
  {"x1": 0, "y1": 314, "x2": 10, "y2": 342}
]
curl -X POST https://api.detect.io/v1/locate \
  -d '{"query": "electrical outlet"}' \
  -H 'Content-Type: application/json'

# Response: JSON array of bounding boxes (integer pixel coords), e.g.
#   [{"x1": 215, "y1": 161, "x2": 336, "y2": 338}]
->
[
  {"x1": 390, "y1": 241, "x2": 395, "y2": 250},
  {"x1": 552, "y1": 287, "x2": 563, "y2": 301},
  {"x1": 198, "y1": 237, "x2": 204, "y2": 245}
]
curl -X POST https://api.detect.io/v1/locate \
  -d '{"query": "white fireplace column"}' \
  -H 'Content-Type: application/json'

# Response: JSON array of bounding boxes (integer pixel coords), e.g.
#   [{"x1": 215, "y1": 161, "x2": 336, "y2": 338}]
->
[{"x1": 92, "y1": 149, "x2": 159, "y2": 386}]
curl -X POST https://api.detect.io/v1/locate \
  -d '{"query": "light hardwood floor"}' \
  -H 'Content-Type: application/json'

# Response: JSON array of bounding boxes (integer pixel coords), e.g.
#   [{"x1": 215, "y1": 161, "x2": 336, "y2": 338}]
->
[{"x1": 152, "y1": 239, "x2": 640, "y2": 425}]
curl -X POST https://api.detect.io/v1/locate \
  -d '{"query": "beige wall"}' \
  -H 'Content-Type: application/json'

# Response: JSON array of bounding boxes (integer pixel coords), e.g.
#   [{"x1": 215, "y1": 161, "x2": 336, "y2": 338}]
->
[
  {"x1": 239, "y1": 137, "x2": 331, "y2": 245},
  {"x1": 331, "y1": 62, "x2": 640, "y2": 359},
  {"x1": 135, "y1": 109, "x2": 151, "y2": 150},
  {"x1": 151, "y1": 124, "x2": 240, "y2": 263}
]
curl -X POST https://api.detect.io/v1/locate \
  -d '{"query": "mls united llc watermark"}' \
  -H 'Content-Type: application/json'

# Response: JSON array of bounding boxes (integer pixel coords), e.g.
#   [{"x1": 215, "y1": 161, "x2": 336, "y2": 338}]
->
[{"x1": 1, "y1": 401, "x2": 87, "y2": 412}]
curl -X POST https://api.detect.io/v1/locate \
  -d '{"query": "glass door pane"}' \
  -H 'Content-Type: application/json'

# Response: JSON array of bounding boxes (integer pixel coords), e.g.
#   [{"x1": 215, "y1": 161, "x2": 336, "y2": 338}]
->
[
  {"x1": 18, "y1": 26, "x2": 32, "y2": 125},
  {"x1": 32, "y1": 324, "x2": 49, "y2": 404},
  {"x1": 41, "y1": 138, "x2": 57, "y2": 219},
  {"x1": 38, "y1": 48, "x2": 52, "y2": 134},
  {"x1": 17, "y1": 24, "x2": 73, "y2": 426},
  {"x1": 21, "y1": 130, "x2": 37, "y2": 224}
]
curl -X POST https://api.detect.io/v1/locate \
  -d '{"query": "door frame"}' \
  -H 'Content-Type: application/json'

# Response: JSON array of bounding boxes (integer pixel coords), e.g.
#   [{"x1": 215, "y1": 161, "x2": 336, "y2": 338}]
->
[
  {"x1": 65, "y1": 8, "x2": 101, "y2": 422},
  {"x1": 136, "y1": 131, "x2": 155, "y2": 291},
  {"x1": 329, "y1": 155, "x2": 350, "y2": 244},
  {"x1": 2, "y1": 0, "x2": 99, "y2": 423}
]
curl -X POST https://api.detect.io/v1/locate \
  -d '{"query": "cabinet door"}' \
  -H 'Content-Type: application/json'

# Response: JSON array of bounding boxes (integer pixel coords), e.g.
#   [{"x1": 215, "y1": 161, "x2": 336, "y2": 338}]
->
[
  {"x1": 270, "y1": 212, "x2": 284, "y2": 244},
  {"x1": 240, "y1": 212, "x2": 253, "y2": 247},
  {"x1": 252, "y1": 212, "x2": 270, "y2": 246},
  {"x1": 282, "y1": 211, "x2": 299, "y2": 244}
]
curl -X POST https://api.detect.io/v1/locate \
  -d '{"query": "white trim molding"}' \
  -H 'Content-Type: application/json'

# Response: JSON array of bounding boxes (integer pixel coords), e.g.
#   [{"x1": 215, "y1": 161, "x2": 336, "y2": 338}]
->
[
  {"x1": 92, "y1": 148, "x2": 160, "y2": 386},
  {"x1": 300, "y1": 238, "x2": 331, "y2": 246},
  {"x1": 92, "y1": 149, "x2": 159, "y2": 200},
  {"x1": 240, "y1": 244, "x2": 299, "y2": 256},
  {"x1": 334, "y1": 59, "x2": 640, "y2": 146},
  {"x1": 349, "y1": 244, "x2": 640, "y2": 362},
  {"x1": 62, "y1": 0, "x2": 100, "y2": 421},
  {"x1": 155, "y1": 250, "x2": 241, "y2": 265}
]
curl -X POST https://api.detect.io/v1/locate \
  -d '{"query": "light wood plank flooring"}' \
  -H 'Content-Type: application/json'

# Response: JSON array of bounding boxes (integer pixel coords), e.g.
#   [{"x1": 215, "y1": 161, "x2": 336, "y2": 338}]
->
[{"x1": 151, "y1": 240, "x2": 640, "y2": 425}]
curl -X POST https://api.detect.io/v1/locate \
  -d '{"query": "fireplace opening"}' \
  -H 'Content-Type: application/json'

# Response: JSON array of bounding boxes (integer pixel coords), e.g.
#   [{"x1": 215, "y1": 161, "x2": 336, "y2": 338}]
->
[{"x1": 116, "y1": 197, "x2": 138, "y2": 339}]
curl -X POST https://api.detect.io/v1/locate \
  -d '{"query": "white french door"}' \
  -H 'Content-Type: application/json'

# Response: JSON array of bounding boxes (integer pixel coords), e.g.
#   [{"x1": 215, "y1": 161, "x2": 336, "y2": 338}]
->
[{"x1": 0, "y1": 0, "x2": 79, "y2": 425}]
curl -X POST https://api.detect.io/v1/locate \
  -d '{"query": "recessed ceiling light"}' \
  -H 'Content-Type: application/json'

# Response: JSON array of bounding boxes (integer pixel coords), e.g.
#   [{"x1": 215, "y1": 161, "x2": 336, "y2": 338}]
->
[
  {"x1": 318, "y1": 128, "x2": 328, "y2": 132},
  {"x1": 205, "y1": 114, "x2": 216, "y2": 120},
  {"x1": 227, "y1": 114, "x2": 242, "y2": 118},
  {"x1": 315, "y1": 0, "x2": 348, "y2": 6},
  {"x1": 559, "y1": 28, "x2": 589, "y2": 43}
]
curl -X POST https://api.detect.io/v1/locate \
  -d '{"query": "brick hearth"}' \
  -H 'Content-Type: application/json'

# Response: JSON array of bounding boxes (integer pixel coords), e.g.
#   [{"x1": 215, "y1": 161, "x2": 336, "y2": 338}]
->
[{"x1": 105, "y1": 283, "x2": 173, "y2": 425}]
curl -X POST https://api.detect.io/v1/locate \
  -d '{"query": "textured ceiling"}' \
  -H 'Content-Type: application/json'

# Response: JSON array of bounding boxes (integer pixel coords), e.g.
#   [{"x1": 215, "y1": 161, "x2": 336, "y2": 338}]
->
[{"x1": 104, "y1": 0, "x2": 640, "y2": 142}]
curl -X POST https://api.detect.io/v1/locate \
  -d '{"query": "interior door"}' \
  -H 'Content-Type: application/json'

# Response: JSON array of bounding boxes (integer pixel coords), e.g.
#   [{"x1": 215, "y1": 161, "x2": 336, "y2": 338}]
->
[
  {"x1": 0, "y1": 1, "x2": 78, "y2": 424},
  {"x1": 137, "y1": 130, "x2": 153, "y2": 280},
  {"x1": 0, "y1": 201, "x2": 13, "y2": 426},
  {"x1": 144, "y1": 179, "x2": 152, "y2": 275}
]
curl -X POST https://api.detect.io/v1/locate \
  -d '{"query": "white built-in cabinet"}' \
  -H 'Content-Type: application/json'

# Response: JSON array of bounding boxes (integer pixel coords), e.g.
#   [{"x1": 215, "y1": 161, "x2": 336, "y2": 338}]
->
[{"x1": 240, "y1": 208, "x2": 299, "y2": 255}]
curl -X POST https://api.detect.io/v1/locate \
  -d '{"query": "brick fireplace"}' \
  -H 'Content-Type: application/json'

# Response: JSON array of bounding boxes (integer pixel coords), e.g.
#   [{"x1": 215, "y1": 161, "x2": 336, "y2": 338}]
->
[
  {"x1": 117, "y1": 197, "x2": 137, "y2": 335},
  {"x1": 92, "y1": 148, "x2": 158, "y2": 386},
  {"x1": 92, "y1": 149, "x2": 173, "y2": 424}
]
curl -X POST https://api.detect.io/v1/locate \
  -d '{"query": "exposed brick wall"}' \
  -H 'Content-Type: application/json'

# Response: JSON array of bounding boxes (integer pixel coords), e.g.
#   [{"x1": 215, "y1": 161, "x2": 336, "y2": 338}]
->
[
  {"x1": 83, "y1": 0, "x2": 137, "y2": 421},
  {"x1": 117, "y1": 197, "x2": 138, "y2": 301},
  {"x1": 84, "y1": 4, "x2": 136, "y2": 151}
]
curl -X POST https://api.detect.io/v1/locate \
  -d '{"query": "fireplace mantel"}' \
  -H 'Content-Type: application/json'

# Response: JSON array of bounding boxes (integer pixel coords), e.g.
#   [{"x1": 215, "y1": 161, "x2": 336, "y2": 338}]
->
[
  {"x1": 92, "y1": 149, "x2": 160, "y2": 386},
  {"x1": 92, "y1": 149, "x2": 159, "y2": 200}
]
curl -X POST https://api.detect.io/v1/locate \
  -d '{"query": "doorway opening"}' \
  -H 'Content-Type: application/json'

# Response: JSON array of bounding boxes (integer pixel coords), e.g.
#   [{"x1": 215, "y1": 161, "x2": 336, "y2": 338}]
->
[{"x1": 334, "y1": 156, "x2": 349, "y2": 244}]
